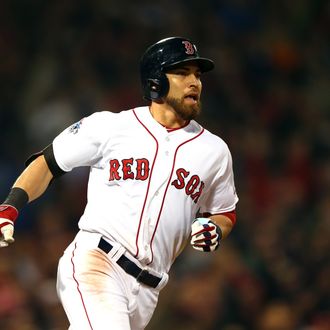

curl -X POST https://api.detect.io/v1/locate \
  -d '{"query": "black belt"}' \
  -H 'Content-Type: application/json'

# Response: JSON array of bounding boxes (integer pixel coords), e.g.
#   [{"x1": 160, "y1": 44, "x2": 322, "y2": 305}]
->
[{"x1": 98, "y1": 237, "x2": 161, "y2": 288}]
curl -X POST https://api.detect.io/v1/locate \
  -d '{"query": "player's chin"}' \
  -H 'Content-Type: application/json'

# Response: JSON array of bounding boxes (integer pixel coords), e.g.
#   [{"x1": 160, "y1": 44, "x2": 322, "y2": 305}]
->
[
  {"x1": 166, "y1": 96, "x2": 201, "y2": 121},
  {"x1": 181, "y1": 101, "x2": 202, "y2": 121}
]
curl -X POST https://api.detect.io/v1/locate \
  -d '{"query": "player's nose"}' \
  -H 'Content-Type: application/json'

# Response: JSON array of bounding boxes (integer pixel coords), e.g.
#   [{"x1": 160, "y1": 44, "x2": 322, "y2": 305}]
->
[{"x1": 187, "y1": 73, "x2": 201, "y2": 88}]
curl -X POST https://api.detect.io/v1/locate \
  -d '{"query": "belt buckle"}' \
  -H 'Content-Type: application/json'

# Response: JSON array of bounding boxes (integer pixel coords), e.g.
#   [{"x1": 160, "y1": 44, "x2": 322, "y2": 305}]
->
[{"x1": 136, "y1": 269, "x2": 149, "y2": 283}]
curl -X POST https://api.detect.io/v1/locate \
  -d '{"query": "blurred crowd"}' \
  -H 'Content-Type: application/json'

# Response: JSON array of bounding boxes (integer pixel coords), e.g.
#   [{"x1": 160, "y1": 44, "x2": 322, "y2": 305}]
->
[{"x1": 0, "y1": 0, "x2": 329, "y2": 329}]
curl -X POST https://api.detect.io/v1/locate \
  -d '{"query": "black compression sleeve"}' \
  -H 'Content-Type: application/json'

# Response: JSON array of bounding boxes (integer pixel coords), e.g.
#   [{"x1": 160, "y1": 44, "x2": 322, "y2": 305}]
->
[
  {"x1": 43, "y1": 144, "x2": 66, "y2": 178},
  {"x1": 25, "y1": 144, "x2": 66, "y2": 178}
]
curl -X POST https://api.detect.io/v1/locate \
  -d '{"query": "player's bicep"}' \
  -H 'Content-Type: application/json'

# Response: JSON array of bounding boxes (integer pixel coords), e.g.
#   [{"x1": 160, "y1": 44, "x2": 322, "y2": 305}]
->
[{"x1": 25, "y1": 143, "x2": 66, "y2": 179}]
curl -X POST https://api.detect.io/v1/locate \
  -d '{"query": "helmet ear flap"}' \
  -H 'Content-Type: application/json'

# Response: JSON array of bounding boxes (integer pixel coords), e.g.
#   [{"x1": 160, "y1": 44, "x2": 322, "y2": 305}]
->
[
  {"x1": 148, "y1": 79, "x2": 161, "y2": 92},
  {"x1": 146, "y1": 74, "x2": 169, "y2": 101}
]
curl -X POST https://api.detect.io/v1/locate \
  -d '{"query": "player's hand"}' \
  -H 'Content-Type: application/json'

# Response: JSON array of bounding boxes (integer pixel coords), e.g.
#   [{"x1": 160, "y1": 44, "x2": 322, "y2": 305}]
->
[
  {"x1": 0, "y1": 205, "x2": 18, "y2": 248},
  {"x1": 190, "y1": 217, "x2": 222, "y2": 252}
]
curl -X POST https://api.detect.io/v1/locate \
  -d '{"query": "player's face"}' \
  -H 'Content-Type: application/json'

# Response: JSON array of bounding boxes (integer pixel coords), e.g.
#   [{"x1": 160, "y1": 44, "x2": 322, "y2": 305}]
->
[{"x1": 165, "y1": 64, "x2": 202, "y2": 121}]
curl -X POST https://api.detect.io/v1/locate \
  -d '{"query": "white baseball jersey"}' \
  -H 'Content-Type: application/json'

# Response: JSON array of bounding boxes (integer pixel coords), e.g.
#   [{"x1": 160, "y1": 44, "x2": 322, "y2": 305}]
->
[{"x1": 53, "y1": 106, "x2": 238, "y2": 274}]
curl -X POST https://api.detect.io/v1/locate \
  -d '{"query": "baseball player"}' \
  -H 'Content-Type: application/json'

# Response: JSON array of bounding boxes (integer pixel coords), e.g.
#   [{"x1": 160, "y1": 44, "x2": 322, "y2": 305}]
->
[{"x1": 0, "y1": 37, "x2": 238, "y2": 329}]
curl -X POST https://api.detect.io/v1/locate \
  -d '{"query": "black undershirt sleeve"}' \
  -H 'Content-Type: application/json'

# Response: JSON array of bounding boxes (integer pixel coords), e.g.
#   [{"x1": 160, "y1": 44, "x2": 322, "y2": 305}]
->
[{"x1": 25, "y1": 144, "x2": 66, "y2": 178}]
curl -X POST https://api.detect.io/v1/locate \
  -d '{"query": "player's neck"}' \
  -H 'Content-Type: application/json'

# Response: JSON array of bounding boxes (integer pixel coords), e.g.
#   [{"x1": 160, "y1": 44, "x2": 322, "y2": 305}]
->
[{"x1": 149, "y1": 103, "x2": 188, "y2": 129}]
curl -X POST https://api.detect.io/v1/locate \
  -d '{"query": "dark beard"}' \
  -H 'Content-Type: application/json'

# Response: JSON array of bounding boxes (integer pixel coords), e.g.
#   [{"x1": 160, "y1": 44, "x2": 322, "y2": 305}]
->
[{"x1": 165, "y1": 96, "x2": 202, "y2": 121}]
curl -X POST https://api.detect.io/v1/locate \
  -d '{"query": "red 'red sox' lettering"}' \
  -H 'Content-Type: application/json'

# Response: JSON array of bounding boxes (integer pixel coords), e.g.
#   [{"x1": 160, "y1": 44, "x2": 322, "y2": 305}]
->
[
  {"x1": 122, "y1": 158, "x2": 134, "y2": 179},
  {"x1": 171, "y1": 168, "x2": 204, "y2": 203},
  {"x1": 135, "y1": 158, "x2": 149, "y2": 180},
  {"x1": 109, "y1": 158, "x2": 149, "y2": 181}
]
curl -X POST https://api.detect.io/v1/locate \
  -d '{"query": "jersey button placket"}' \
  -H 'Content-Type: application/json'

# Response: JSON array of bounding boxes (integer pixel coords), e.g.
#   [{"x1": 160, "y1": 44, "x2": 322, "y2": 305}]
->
[{"x1": 165, "y1": 136, "x2": 170, "y2": 156}]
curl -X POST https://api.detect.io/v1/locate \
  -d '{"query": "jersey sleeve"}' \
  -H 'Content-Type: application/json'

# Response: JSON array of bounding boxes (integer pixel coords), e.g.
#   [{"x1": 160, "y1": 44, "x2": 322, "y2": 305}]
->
[
  {"x1": 200, "y1": 144, "x2": 238, "y2": 214},
  {"x1": 52, "y1": 112, "x2": 110, "y2": 172}
]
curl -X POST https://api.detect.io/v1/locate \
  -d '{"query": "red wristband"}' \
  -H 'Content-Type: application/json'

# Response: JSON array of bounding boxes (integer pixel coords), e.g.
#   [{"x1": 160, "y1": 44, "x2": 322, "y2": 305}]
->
[
  {"x1": 202, "y1": 210, "x2": 237, "y2": 225},
  {"x1": 0, "y1": 205, "x2": 19, "y2": 222}
]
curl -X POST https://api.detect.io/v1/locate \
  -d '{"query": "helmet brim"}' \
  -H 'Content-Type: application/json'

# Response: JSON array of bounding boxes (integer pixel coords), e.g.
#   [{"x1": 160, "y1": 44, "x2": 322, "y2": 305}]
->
[{"x1": 162, "y1": 57, "x2": 214, "y2": 73}]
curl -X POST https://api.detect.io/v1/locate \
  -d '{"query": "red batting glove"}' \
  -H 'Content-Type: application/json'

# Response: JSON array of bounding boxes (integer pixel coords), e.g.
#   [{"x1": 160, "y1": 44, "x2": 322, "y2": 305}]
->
[{"x1": 0, "y1": 205, "x2": 18, "y2": 247}]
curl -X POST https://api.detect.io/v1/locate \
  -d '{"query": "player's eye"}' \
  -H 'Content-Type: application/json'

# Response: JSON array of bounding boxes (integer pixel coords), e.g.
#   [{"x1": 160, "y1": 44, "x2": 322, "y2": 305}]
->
[{"x1": 173, "y1": 69, "x2": 187, "y2": 76}]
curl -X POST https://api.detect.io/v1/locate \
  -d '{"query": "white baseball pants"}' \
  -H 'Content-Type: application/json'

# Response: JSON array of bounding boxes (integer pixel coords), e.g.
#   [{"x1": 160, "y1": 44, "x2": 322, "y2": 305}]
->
[{"x1": 56, "y1": 231, "x2": 168, "y2": 330}]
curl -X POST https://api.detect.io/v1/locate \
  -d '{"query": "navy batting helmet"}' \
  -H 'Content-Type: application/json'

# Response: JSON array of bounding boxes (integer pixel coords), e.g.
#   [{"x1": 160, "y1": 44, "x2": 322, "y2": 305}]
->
[{"x1": 140, "y1": 37, "x2": 214, "y2": 101}]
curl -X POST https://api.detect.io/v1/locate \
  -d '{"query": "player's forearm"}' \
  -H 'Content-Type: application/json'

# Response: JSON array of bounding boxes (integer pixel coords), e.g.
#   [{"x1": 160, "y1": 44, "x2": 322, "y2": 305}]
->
[
  {"x1": 209, "y1": 214, "x2": 234, "y2": 239},
  {"x1": 12, "y1": 155, "x2": 53, "y2": 202}
]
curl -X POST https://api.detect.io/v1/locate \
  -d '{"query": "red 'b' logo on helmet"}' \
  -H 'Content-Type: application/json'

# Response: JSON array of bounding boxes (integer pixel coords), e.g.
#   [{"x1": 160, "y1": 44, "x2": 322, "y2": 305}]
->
[{"x1": 182, "y1": 41, "x2": 195, "y2": 55}]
